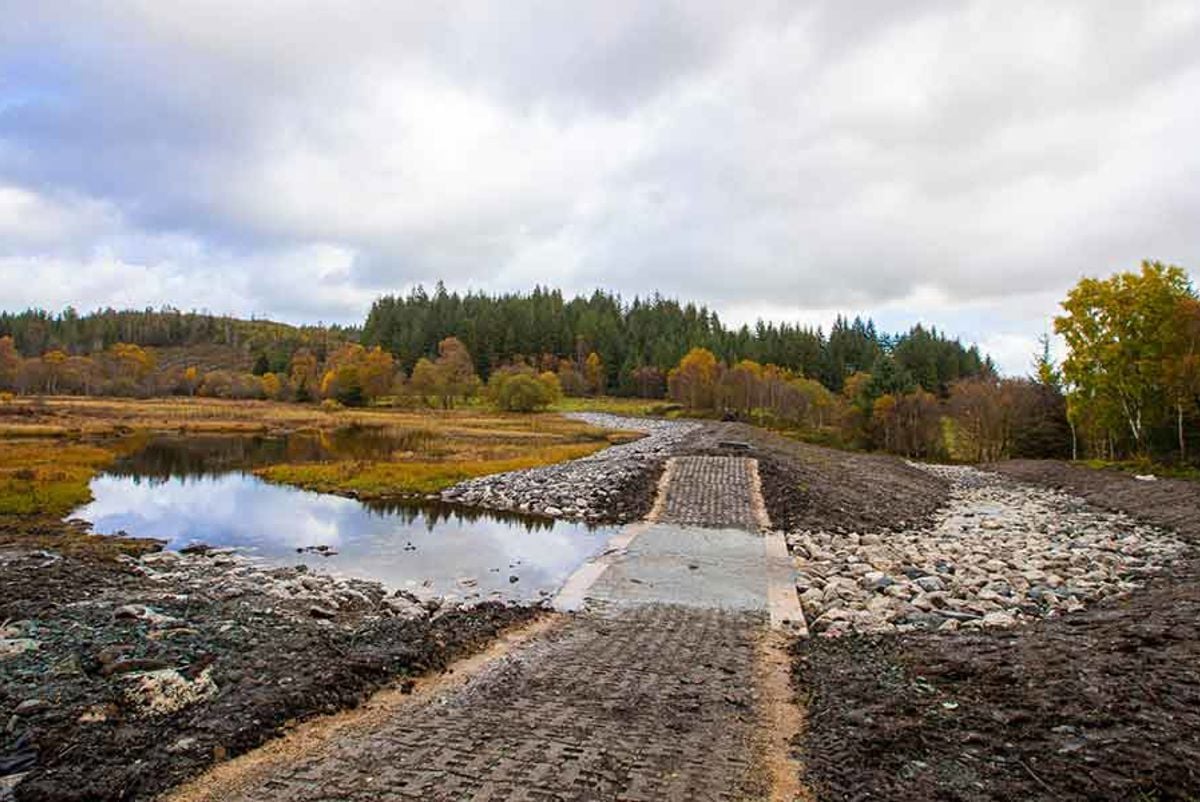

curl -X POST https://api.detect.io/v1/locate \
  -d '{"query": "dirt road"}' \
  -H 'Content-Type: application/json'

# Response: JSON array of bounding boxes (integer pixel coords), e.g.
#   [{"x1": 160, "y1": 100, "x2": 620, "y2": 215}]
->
[{"x1": 168, "y1": 456, "x2": 807, "y2": 801}]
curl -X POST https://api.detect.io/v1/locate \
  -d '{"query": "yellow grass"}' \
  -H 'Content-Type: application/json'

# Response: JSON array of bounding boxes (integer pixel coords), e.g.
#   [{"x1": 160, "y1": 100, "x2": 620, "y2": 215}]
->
[
  {"x1": 257, "y1": 442, "x2": 608, "y2": 497},
  {"x1": 0, "y1": 441, "x2": 115, "y2": 516},
  {"x1": 551, "y1": 396, "x2": 681, "y2": 417}
]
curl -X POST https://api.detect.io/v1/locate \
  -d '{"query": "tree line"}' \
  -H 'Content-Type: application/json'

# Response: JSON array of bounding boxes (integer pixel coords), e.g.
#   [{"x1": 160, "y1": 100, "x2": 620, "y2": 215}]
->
[
  {"x1": 657, "y1": 261, "x2": 1197, "y2": 467},
  {"x1": 361, "y1": 284, "x2": 990, "y2": 394},
  {"x1": 0, "y1": 307, "x2": 356, "y2": 373},
  {"x1": 4, "y1": 265, "x2": 1191, "y2": 466},
  {"x1": 662, "y1": 340, "x2": 1072, "y2": 461},
  {"x1": 0, "y1": 289, "x2": 991, "y2": 407}
]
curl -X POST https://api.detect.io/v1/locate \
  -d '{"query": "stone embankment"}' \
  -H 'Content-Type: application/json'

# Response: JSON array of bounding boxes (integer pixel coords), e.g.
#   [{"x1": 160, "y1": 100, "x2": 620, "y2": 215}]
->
[
  {"x1": 789, "y1": 464, "x2": 1187, "y2": 636},
  {"x1": 440, "y1": 413, "x2": 700, "y2": 522}
]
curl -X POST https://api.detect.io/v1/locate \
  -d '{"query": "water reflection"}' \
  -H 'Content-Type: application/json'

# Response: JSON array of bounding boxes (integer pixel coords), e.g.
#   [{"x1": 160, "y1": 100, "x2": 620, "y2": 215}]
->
[
  {"x1": 106, "y1": 428, "x2": 432, "y2": 481},
  {"x1": 72, "y1": 433, "x2": 616, "y2": 602}
]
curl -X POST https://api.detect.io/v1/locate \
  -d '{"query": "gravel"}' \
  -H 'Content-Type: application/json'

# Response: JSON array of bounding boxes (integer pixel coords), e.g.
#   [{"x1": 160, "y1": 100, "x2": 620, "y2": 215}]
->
[
  {"x1": 787, "y1": 463, "x2": 1188, "y2": 636},
  {"x1": 440, "y1": 413, "x2": 700, "y2": 523}
]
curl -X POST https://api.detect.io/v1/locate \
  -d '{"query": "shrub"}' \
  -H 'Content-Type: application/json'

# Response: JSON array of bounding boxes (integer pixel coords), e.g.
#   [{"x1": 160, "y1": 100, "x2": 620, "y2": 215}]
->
[{"x1": 487, "y1": 366, "x2": 561, "y2": 412}]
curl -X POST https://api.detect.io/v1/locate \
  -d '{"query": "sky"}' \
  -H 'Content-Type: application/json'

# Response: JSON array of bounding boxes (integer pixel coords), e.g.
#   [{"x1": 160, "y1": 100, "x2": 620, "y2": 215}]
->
[{"x1": 1, "y1": 1, "x2": 1198, "y2": 375}]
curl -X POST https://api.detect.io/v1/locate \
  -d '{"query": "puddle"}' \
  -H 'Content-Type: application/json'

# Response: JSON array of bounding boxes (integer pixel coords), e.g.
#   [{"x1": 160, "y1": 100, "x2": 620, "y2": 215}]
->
[{"x1": 70, "y1": 433, "x2": 618, "y2": 602}]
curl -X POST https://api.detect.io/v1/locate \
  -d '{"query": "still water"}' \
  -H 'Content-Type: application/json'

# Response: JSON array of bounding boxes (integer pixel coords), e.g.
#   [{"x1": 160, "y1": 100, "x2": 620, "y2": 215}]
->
[{"x1": 71, "y1": 433, "x2": 617, "y2": 602}]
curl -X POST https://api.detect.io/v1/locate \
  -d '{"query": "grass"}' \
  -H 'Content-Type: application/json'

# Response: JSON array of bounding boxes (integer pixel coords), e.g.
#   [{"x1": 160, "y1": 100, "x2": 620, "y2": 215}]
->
[
  {"x1": 1082, "y1": 458, "x2": 1200, "y2": 482},
  {"x1": 551, "y1": 396, "x2": 683, "y2": 417},
  {"x1": 0, "y1": 441, "x2": 115, "y2": 516},
  {"x1": 257, "y1": 442, "x2": 609, "y2": 497}
]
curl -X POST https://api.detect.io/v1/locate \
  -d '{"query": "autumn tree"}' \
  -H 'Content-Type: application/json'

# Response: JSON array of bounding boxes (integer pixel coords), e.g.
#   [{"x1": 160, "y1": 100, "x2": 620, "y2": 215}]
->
[
  {"x1": 0, "y1": 336, "x2": 21, "y2": 391},
  {"x1": 404, "y1": 338, "x2": 480, "y2": 409},
  {"x1": 486, "y1": 365, "x2": 562, "y2": 412},
  {"x1": 290, "y1": 348, "x2": 320, "y2": 401},
  {"x1": 41, "y1": 349, "x2": 69, "y2": 394},
  {"x1": 260, "y1": 372, "x2": 284, "y2": 400},
  {"x1": 181, "y1": 366, "x2": 201, "y2": 397},
  {"x1": 556, "y1": 359, "x2": 587, "y2": 396},
  {"x1": 721, "y1": 359, "x2": 764, "y2": 419},
  {"x1": 668, "y1": 348, "x2": 720, "y2": 410},
  {"x1": 1056, "y1": 261, "x2": 1197, "y2": 458},
  {"x1": 434, "y1": 337, "x2": 480, "y2": 408},
  {"x1": 360, "y1": 346, "x2": 397, "y2": 400},
  {"x1": 64, "y1": 355, "x2": 98, "y2": 395},
  {"x1": 1164, "y1": 297, "x2": 1200, "y2": 459},
  {"x1": 893, "y1": 390, "x2": 943, "y2": 458},
  {"x1": 101, "y1": 343, "x2": 155, "y2": 396},
  {"x1": 947, "y1": 377, "x2": 1012, "y2": 462},
  {"x1": 320, "y1": 344, "x2": 366, "y2": 406},
  {"x1": 408, "y1": 358, "x2": 441, "y2": 407},
  {"x1": 583, "y1": 352, "x2": 605, "y2": 395}
]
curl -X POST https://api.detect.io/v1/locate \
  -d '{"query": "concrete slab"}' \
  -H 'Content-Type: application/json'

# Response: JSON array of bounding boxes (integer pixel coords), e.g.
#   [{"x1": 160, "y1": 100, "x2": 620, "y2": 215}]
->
[
  {"x1": 554, "y1": 456, "x2": 806, "y2": 633},
  {"x1": 586, "y1": 524, "x2": 770, "y2": 612}
]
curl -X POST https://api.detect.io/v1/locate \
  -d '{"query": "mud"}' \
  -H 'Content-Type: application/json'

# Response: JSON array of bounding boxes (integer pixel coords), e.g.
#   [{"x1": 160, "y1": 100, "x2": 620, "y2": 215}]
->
[
  {"x1": 793, "y1": 460, "x2": 1200, "y2": 801},
  {"x1": 0, "y1": 535, "x2": 536, "y2": 802}
]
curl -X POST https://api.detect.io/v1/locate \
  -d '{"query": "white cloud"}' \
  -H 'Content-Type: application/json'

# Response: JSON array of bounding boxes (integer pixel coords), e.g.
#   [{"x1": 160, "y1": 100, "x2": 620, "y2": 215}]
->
[{"x1": 0, "y1": 1, "x2": 1197, "y2": 363}]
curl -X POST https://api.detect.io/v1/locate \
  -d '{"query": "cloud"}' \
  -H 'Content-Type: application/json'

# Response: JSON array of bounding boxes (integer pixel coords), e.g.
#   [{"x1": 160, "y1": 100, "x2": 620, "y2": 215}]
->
[{"x1": 0, "y1": 1, "x2": 1197, "y2": 371}]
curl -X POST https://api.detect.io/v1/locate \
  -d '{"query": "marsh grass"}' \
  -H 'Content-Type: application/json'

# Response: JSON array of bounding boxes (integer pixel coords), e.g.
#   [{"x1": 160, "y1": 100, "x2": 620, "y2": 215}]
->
[
  {"x1": 550, "y1": 396, "x2": 681, "y2": 417},
  {"x1": 0, "y1": 441, "x2": 115, "y2": 516},
  {"x1": 257, "y1": 442, "x2": 608, "y2": 496}
]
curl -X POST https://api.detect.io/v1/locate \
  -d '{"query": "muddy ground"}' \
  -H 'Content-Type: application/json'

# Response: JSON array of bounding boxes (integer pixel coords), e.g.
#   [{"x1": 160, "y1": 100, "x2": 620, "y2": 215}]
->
[
  {"x1": 793, "y1": 459, "x2": 1200, "y2": 801},
  {"x1": 0, "y1": 529, "x2": 536, "y2": 802},
  {"x1": 684, "y1": 422, "x2": 950, "y2": 533}
]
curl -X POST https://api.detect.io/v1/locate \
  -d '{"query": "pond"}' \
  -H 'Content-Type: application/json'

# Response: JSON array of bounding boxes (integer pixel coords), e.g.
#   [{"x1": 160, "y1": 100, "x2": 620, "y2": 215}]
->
[{"x1": 69, "y1": 433, "x2": 618, "y2": 603}]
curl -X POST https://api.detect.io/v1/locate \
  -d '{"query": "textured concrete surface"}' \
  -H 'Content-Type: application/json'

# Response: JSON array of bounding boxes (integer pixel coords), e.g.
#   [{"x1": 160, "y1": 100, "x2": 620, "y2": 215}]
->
[
  {"x1": 654, "y1": 456, "x2": 769, "y2": 530},
  {"x1": 215, "y1": 607, "x2": 766, "y2": 802}
]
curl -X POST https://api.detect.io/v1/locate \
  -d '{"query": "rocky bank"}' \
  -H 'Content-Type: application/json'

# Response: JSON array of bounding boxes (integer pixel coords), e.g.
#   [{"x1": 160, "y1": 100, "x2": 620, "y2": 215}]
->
[{"x1": 440, "y1": 413, "x2": 700, "y2": 523}]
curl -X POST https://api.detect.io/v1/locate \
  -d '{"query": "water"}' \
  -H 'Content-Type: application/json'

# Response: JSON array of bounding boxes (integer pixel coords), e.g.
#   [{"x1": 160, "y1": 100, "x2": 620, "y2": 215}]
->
[{"x1": 70, "y1": 433, "x2": 618, "y2": 602}]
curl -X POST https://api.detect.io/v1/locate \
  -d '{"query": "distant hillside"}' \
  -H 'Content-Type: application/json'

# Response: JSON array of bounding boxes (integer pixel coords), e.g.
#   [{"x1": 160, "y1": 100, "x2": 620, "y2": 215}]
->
[{"x1": 0, "y1": 308, "x2": 357, "y2": 373}]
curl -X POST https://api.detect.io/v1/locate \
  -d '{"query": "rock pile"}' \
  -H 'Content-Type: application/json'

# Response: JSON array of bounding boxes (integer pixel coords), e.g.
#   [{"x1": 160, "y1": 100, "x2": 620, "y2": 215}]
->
[
  {"x1": 788, "y1": 464, "x2": 1188, "y2": 637},
  {"x1": 440, "y1": 413, "x2": 699, "y2": 522},
  {"x1": 133, "y1": 549, "x2": 438, "y2": 621}
]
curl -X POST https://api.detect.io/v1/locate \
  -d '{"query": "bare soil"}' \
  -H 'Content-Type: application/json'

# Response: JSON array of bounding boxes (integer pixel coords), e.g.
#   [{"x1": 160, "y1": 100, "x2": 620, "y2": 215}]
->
[
  {"x1": 0, "y1": 532, "x2": 536, "y2": 802},
  {"x1": 684, "y1": 422, "x2": 950, "y2": 533},
  {"x1": 793, "y1": 459, "x2": 1200, "y2": 801}
]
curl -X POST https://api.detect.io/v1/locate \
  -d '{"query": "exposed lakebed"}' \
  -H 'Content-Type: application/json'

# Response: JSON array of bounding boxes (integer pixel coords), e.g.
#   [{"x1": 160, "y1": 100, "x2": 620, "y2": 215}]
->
[{"x1": 68, "y1": 432, "x2": 618, "y2": 603}]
